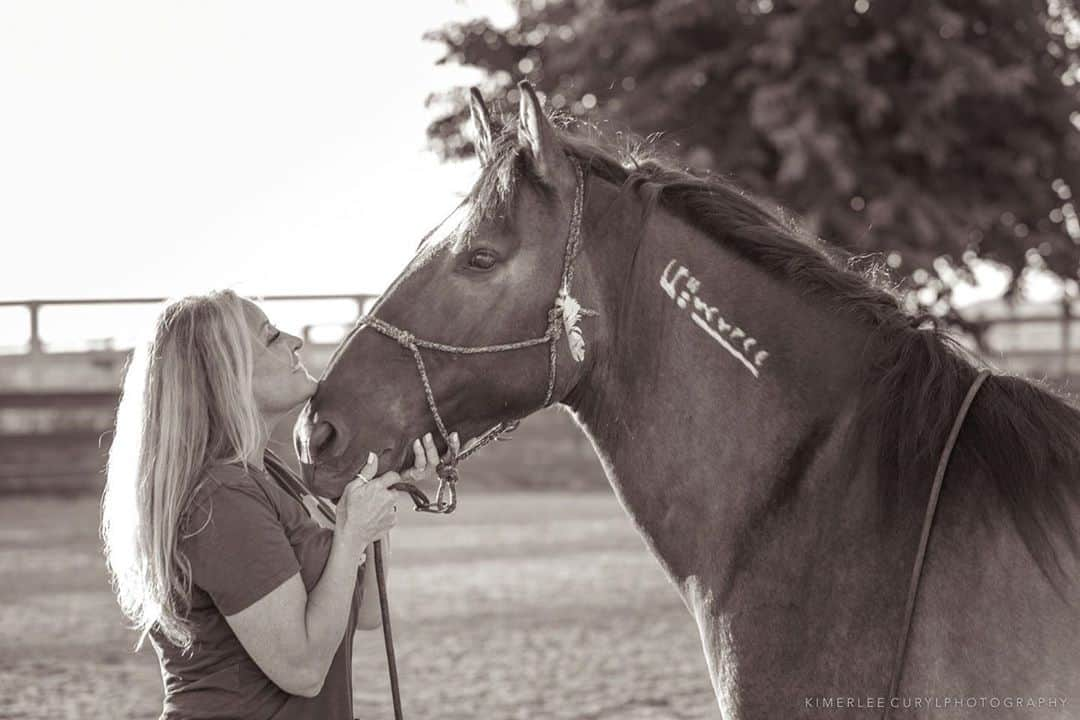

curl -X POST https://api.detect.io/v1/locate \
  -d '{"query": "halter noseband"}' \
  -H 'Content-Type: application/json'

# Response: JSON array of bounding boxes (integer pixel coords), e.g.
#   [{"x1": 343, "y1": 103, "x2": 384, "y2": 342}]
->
[{"x1": 356, "y1": 160, "x2": 596, "y2": 513}]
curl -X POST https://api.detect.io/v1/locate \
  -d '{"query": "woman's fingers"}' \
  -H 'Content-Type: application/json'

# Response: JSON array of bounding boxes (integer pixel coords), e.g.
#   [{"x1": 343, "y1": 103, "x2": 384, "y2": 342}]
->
[
  {"x1": 412, "y1": 438, "x2": 425, "y2": 471},
  {"x1": 422, "y1": 433, "x2": 440, "y2": 466},
  {"x1": 355, "y1": 451, "x2": 378, "y2": 483},
  {"x1": 381, "y1": 495, "x2": 398, "y2": 530},
  {"x1": 372, "y1": 471, "x2": 400, "y2": 489}
]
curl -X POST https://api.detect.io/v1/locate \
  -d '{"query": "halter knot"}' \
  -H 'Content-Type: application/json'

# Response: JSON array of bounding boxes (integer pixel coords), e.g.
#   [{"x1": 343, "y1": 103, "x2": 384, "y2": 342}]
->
[
  {"x1": 547, "y1": 304, "x2": 565, "y2": 339},
  {"x1": 386, "y1": 325, "x2": 415, "y2": 347},
  {"x1": 360, "y1": 316, "x2": 416, "y2": 348}
]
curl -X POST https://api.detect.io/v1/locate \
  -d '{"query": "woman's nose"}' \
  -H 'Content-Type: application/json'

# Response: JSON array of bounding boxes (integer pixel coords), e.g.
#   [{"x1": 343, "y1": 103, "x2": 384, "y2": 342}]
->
[{"x1": 282, "y1": 332, "x2": 304, "y2": 354}]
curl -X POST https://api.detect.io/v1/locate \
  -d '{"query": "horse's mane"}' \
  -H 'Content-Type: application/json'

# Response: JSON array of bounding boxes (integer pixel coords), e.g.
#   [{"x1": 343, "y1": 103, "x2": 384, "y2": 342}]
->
[{"x1": 472, "y1": 113, "x2": 1079, "y2": 588}]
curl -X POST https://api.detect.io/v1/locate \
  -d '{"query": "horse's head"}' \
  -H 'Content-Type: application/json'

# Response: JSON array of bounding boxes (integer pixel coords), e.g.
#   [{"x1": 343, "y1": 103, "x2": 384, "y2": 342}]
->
[{"x1": 298, "y1": 82, "x2": 602, "y2": 498}]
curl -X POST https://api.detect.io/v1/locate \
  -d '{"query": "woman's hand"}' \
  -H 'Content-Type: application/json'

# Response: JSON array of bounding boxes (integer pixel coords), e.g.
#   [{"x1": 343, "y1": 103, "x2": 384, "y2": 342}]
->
[
  {"x1": 400, "y1": 432, "x2": 459, "y2": 490},
  {"x1": 334, "y1": 453, "x2": 399, "y2": 561}
]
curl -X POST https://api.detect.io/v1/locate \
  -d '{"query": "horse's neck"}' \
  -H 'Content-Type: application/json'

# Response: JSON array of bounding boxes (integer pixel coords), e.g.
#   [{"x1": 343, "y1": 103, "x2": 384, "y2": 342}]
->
[{"x1": 567, "y1": 202, "x2": 922, "y2": 709}]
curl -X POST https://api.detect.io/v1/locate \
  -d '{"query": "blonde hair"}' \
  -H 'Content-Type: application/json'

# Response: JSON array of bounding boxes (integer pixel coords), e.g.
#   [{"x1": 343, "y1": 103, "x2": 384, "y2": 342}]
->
[{"x1": 102, "y1": 289, "x2": 265, "y2": 650}]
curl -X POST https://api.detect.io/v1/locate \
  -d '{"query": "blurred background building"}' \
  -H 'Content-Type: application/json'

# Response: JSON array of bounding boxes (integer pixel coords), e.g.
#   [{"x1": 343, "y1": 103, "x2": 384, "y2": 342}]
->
[
  {"x1": 0, "y1": 294, "x2": 605, "y2": 492},
  {"x1": 2, "y1": 292, "x2": 1079, "y2": 493}
]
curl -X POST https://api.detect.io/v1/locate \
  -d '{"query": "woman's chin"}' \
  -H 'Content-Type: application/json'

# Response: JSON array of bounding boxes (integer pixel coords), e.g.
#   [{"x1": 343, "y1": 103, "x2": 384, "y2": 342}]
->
[
  {"x1": 288, "y1": 367, "x2": 317, "y2": 395},
  {"x1": 274, "y1": 376, "x2": 319, "y2": 417}
]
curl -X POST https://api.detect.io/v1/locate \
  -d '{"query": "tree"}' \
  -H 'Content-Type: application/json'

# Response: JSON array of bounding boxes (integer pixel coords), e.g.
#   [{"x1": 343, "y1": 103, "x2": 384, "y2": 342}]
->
[{"x1": 426, "y1": 0, "x2": 1080, "y2": 312}]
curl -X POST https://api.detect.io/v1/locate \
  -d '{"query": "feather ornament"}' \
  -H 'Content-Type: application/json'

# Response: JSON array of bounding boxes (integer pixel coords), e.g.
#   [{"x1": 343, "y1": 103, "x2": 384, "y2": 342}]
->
[{"x1": 556, "y1": 290, "x2": 586, "y2": 362}]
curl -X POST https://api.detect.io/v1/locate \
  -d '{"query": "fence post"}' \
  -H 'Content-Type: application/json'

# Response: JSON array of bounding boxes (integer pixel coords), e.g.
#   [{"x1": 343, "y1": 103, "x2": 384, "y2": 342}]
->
[
  {"x1": 1062, "y1": 296, "x2": 1072, "y2": 380},
  {"x1": 28, "y1": 302, "x2": 42, "y2": 356}
]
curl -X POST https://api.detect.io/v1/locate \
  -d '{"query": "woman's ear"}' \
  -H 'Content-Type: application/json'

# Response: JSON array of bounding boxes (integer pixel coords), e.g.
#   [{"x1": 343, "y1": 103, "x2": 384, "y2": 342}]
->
[
  {"x1": 468, "y1": 87, "x2": 495, "y2": 166},
  {"x1": 517, "y1": 80, "x2": 562, "y2": 180}
]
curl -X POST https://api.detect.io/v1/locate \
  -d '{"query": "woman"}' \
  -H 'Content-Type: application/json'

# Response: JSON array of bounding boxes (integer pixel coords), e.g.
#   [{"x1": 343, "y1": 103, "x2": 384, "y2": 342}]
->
[{"x1": 101, "y1": 289, "x2": 446, "y2": 719}]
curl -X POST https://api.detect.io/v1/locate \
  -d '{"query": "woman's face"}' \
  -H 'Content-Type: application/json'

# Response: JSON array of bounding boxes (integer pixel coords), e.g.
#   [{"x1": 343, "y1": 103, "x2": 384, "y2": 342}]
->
[{"x1": 242, "y1": 300, "x2": 318, "y2": 418}]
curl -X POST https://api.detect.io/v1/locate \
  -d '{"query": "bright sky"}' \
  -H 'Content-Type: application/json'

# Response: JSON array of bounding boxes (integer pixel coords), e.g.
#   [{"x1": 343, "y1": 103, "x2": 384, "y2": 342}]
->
[
  {"x1": 0, "y1": 0, "x2": 1039, "y2": 350},
  {"x1": 0, "y1": 0, "x2": 514, "y2": 347}
]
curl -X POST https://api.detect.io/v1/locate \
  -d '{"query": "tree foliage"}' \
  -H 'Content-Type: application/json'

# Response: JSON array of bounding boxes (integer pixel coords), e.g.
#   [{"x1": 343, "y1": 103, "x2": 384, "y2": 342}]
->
[{"x1": 426, "y1": 0, "x2": 1080, "y2": 307}]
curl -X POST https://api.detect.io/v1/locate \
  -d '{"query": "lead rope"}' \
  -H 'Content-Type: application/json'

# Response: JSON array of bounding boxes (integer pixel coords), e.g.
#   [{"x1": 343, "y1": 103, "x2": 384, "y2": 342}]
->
[
  {"x1": 882, "y1": 368, "x2": 990, "y2": 718},
  {"x1": 265, "y1": 453, "x2": 404, "y2": 719},
  {"x1": 278, "y1": 455, "x2": 405, "y2": 720},
  {"x1": 372, "y1": 541, "x2": 402, "y2": 720}
]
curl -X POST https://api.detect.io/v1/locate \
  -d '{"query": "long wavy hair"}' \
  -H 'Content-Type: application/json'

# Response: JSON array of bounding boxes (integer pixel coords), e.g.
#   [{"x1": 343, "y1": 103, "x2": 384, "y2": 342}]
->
[{"x1": 102, "y1": 289, "x2": 264, "y2": 650}]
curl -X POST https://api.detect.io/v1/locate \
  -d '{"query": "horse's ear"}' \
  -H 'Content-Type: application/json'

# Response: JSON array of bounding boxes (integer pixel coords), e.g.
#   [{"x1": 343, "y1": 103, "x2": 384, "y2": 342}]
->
[
  {"x1": 517, "y1": 80, "x2": 560, "y2": 179},
  {"x1": 468, "y1": 87, "x2": 495, "y2": 166}
]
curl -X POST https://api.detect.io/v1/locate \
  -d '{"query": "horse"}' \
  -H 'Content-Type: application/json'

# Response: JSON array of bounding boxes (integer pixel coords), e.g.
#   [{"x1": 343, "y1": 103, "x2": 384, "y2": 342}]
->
[{"x1": 298, "y1": 82, "x2": 1080, "y2": 718}]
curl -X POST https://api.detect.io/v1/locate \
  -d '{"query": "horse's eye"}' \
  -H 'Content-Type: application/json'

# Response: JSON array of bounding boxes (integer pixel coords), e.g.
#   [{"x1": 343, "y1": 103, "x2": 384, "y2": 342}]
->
[{"x1": 467, "y1": 249, "x2": 498, "y2": 271}]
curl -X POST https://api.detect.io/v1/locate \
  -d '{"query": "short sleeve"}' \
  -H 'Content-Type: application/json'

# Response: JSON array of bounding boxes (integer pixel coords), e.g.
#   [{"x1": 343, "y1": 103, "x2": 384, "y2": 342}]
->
[{"x1": 181, "y1": 477, "x2": 300, "y2": 616}]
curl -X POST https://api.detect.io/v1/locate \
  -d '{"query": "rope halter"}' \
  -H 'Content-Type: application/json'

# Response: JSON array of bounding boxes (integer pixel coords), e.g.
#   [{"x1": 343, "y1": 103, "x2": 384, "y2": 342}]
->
[{"x1": 357, "y1": 160, "x2": 597, "y2": 513}]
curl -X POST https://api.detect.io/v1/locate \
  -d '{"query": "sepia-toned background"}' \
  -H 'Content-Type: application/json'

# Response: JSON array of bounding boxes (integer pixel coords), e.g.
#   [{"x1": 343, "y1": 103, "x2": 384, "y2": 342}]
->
[{"x1": 3, "y1": 1, "x2": 1080, "y2": 718}]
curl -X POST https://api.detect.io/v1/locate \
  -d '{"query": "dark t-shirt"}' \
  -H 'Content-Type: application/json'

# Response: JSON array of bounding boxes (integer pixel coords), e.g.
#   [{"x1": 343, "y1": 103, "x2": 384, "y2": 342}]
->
[{"x1": 150, "y1": 458, "x2": 362, "y2": 720}]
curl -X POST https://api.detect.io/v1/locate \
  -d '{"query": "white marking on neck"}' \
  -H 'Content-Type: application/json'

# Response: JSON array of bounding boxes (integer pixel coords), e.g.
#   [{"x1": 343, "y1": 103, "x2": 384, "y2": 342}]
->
[
  {"x1": 659, "y1": 258, "x2": 769, "y2": 378},
  {"x1": 660, "y1": 260, "x2": 689, "y2": 300},
  {"x1": 691, "y1": 315, "x2": 760, "y2": 377}
]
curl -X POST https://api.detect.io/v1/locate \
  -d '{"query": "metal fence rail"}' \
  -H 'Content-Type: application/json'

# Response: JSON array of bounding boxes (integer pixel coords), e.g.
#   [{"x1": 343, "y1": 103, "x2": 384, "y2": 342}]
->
[
  {"x1": 0, "y1": 293, "x2": 376, "y2": 356},
  {"x1": 3, "y1": 294, "x2": 1080, "y2": 492},
  {"x1": 0, "y1": 294, "x2": 377, "y2": 491}
]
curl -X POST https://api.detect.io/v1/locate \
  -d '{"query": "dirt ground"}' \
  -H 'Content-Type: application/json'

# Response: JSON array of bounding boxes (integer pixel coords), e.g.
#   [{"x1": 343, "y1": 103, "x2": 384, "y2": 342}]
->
[{"x1": 0, "y1": 492, "x2": 716, "y2": 719}]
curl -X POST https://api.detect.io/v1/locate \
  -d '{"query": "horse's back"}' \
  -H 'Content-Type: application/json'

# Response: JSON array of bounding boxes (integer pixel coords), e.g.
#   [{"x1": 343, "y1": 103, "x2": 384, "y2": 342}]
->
[{"x1": 904, "y1": 463, "x2": 1080, "y2": 718}]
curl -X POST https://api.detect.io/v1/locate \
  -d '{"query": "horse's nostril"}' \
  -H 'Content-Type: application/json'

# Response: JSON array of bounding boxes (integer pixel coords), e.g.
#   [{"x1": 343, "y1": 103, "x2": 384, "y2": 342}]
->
[{"x1": 310, "y1": 419, "x2": 339, "y2": 457}]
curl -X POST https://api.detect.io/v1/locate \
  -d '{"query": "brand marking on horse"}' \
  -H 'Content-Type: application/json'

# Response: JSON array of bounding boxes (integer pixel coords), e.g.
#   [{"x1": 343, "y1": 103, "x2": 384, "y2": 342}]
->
[{"x1": 660, "y1": 259, "x2": 769, "y2": 378}]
